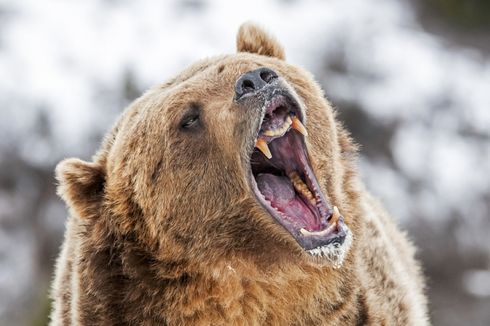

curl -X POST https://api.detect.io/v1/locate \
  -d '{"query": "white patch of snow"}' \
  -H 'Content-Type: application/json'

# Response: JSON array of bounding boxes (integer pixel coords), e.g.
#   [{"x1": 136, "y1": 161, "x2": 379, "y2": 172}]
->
[{"x1": 463, "y1": 269, "x2": 490, "y2": 298}]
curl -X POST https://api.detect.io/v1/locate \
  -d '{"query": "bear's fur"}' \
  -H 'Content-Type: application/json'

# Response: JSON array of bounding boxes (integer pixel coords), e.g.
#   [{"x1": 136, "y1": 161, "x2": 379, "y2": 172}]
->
[{"x1": 50, "y1": 23, "x2": 429, "y2": 325}]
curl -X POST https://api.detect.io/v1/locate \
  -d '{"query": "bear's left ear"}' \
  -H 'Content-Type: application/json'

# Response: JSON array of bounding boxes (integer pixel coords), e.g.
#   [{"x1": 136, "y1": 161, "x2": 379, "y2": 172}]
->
[
  {"x1": 236, "y1": 22, "x2": 285, "y2": 60},
  {"x1": 55, "y1": 158, "x2": 106, "y2": 220}
]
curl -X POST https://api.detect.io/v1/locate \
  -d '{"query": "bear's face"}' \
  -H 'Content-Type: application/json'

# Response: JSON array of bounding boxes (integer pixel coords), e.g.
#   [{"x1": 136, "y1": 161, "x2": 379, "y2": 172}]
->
[{"x1": 57, "y1": 24, "x2": 357, "y2": 269}]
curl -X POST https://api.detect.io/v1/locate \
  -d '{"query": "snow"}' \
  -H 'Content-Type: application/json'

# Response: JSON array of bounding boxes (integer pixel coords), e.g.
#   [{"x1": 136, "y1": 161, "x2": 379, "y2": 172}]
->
[
  {"x1": 1, "y1": 0, "x2": 363, "y2": 161},
  {"x1": 0, "y1": 0, "x2": 489, "y2": 323},
  {"x1": 463, "y1": 269, "x2": 490, "y2": 298}
]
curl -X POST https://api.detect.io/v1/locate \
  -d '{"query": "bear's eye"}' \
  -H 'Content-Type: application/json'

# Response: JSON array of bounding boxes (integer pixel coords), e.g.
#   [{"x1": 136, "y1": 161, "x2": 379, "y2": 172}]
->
[
  {"x1": 181, "y1": 115, "x2": 199, "y2": 129},
  {"x1": 179, "y1": 104, "x2": 202, "y2": 131}
]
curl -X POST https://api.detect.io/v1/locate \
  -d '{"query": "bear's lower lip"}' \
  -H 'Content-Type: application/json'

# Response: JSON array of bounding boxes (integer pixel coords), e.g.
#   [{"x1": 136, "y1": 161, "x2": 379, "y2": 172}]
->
[{"x1": 249, "y1": 92, "x2": 347, "y2": 252}]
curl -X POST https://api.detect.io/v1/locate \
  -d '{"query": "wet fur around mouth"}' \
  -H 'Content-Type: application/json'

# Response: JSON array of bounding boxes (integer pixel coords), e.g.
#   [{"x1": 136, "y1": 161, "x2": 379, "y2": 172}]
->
[{"x1": 246, "y1": 88, "x2": 351, "y2": 262}]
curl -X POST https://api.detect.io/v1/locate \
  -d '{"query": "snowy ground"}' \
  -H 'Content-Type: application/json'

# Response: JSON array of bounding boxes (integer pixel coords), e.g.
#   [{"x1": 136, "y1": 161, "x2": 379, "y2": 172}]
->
[{"x1": 0, "y1": 0, "x2": 489, "y2": 324}]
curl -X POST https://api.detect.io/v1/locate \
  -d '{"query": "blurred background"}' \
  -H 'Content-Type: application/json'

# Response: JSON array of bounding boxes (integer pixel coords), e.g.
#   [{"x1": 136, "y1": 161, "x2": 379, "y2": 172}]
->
[{"x1": 0, "y1": 0, "x2": 489, "y2": 325}]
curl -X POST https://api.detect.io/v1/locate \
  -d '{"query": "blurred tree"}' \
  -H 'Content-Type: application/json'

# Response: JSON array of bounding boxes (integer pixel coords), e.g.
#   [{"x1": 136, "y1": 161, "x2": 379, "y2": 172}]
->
[{"x1": 427, "y1": 0, "x2": 490, "y2": 29}]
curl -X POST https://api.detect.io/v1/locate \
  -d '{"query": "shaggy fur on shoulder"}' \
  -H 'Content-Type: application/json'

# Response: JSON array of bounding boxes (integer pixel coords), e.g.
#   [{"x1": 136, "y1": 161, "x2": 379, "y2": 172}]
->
[{"x1": 50, "y1": 23, "x2": 429, "y2": 325}]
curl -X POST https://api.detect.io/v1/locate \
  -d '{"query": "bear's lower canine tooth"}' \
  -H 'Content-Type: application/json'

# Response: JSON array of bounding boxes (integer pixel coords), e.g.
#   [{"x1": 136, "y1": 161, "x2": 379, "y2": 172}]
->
[
  {"x1": 300, "y1": 223, "x2": 337, "y2": 237},
  {"x1": 255, "y1": 138, "x2": 272, "y2": 159},
  {"x1": 300, "y1": 228, "x2": 313, "y2": 236},
  {"x1": 330, "y1": 206, "x2": 340, "y2": 224},
  {"x1": 291, "y1": 116, "x2": 308, "y2": 137}
]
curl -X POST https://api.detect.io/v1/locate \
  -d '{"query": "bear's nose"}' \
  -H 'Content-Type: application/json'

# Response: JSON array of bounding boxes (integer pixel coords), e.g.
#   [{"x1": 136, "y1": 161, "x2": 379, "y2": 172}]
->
[{"x1": 235, "y1": 67, "x2": 278, "y2": 99}]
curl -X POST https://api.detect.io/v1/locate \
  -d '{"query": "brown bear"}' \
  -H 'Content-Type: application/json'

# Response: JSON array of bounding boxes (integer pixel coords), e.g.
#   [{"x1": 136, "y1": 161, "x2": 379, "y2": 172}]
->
[{"x1": 50, "y1": 23, "x2": 429, "y2": 325}]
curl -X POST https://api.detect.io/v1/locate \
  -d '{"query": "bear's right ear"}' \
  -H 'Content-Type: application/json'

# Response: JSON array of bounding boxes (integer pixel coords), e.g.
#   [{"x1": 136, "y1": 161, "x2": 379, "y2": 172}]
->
[
  {"x1": 56, "y1": 158, "x2": 105, "y2": 220},
  {"x1": 236, "y1": 22, "x2": 285, "y2": 60}
]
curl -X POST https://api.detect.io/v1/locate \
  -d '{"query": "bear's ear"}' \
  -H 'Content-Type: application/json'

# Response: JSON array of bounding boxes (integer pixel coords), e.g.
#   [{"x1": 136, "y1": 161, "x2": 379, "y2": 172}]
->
[
  {"x1": 56, "y1": 158, "x2": 105, "y2": 220},
  {"x1": 236, "y1": 22, "x2": 285, "y2": 60}
]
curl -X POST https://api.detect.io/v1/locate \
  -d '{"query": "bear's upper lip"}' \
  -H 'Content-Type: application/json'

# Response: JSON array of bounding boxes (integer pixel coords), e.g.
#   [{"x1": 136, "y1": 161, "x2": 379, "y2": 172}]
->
[{"x1": 248, "y1": 89, "x2": 348, "y2": 253}]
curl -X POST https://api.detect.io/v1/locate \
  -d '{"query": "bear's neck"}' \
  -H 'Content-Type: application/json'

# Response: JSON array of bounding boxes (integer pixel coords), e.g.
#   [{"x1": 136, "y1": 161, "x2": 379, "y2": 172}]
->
[{"x1": 76, "y1": 233, "x2": 365, "y2": 325}]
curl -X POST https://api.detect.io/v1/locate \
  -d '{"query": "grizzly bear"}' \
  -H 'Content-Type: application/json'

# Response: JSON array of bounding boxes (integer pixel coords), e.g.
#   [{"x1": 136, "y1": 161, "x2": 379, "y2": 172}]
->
[{"x1": 50, "y1": 23, "x2": 429, "y2": 325}]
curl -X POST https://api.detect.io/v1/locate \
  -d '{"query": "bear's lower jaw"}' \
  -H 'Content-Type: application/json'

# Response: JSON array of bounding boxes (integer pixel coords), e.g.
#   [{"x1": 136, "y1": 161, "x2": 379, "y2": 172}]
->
[{"x1": 249, "y1": 91, "x2": 351, "y2": 258}]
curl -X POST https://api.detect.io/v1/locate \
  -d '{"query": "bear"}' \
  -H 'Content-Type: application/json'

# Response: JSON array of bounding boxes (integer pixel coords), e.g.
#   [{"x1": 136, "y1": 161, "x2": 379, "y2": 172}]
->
[{"x1": 50, "y1": 23, "x2": 429, "y2": 325}]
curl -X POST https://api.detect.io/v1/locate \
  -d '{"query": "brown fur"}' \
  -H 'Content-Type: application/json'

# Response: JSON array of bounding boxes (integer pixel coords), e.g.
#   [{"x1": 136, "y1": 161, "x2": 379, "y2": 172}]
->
[{"x1": 50, "y1": 23, "x2": 429, "y2": 325}]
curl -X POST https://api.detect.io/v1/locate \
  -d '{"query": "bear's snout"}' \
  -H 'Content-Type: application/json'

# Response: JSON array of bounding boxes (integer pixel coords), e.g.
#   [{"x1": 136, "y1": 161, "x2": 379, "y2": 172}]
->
[{"x1": 234, "y1": 67, "x2": 278, "y2": 100}]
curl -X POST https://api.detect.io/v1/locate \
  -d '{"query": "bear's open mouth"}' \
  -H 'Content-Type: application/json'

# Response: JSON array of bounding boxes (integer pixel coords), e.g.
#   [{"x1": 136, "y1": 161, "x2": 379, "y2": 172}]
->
[{"x1": 249, "y1": 92, "x2": 349, "y2": 254}]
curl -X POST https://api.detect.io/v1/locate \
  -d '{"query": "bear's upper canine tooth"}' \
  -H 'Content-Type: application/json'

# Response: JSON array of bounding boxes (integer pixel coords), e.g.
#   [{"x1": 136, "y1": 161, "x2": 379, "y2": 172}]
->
[
  {"x1": 255, "y1": 138, "x2": 272, "y2": 159},
  {"x1": 291, "y1": 116, "x2": 308, "y2": 137}
]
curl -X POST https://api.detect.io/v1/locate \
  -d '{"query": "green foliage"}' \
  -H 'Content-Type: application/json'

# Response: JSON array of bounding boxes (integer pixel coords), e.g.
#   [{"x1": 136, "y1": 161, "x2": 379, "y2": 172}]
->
[
  {"x1": 429, "y1": 0, "x2": 490, "y2": 28},
  {"x1": 30, "y1": 293, "x2": 51, "y2": 326}
]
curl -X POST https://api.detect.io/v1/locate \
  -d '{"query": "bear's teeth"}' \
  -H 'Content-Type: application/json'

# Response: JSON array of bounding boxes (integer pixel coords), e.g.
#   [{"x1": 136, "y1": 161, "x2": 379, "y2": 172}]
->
[
  {"x1": 299, "y1": 221, "x2": 337, "y2": 236},
  {"x1": 291, "y1": 116, "x2": 308, "y2": 137},
  {"x1": 330, "y1": 206, "x2": 341, "y2": 224},
  {"x1": 255, "y1": 138, "x2": 272, "y2": 159},
  {"x1": 299, "y1": 207, "x2": 341, "y2": 237},
  {"x1": 263, "y1": 116, "x2": 292, "y2": 137},
  {"x1": 289, "y1": 172, "x2": 316, "y2": 205}
]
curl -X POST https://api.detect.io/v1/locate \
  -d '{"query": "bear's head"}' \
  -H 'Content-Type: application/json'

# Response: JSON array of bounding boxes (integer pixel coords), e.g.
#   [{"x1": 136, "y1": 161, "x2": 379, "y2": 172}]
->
[{"x1": 56, "y1": 23, "x2": 359, "y2": 274}]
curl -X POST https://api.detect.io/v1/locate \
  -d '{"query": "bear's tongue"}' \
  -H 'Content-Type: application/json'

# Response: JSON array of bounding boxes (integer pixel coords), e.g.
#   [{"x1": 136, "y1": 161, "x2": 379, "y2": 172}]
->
[{"x1": 255, "y1": 173, "x2": 321, "y2": 230}]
